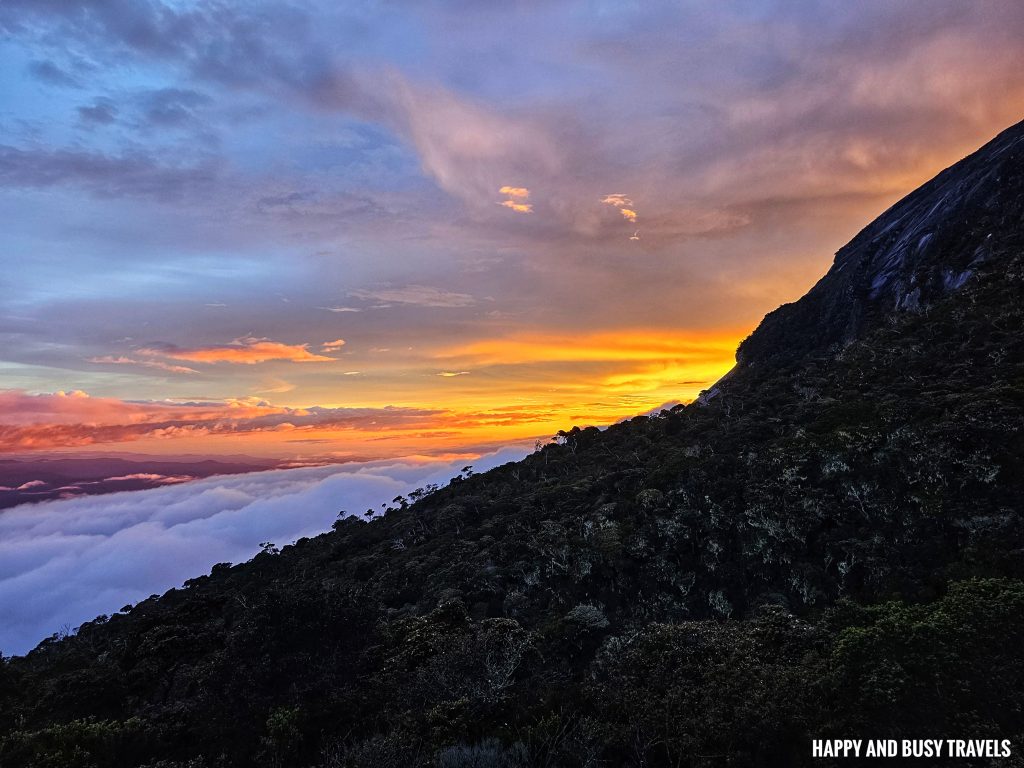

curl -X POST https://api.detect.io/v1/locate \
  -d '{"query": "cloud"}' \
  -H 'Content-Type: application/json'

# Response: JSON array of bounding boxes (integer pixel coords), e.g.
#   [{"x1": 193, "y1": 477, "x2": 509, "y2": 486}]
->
[
  {"x1": 349, "y1": 285, "x2": 477, "y2": 308},
  {"x1": 0, "y1": 446, "x2": 529, "y2": 655},
  {"x1": 26, "y1": 59, "x2": 80, "y2": 88},
  {"x1": 600, "y1": 193, "x2": 632, "y2": 208},
  {"x1": 0, "y1": 390, "x2": 445, "y2": 452},
  {"x1": 102, "y1": 473, "x2": 193, "y2": 484},
  {"x1": 500, "y1": 199, "x2": 533, "y2": 213},
  {"x1": 498, "y1": 184, "x2": 533, "y2": 213},
  {"x1": 139, "y1": 336, "x2": 335, "y2": 364},
  {"x1": 437, "y1": 371, "x2": 470, "y2": 377},
  {"x1": 499, "y1": 185, "x2": 530, "y2": 199},
  {"x1": 321, "y1": 338, "x2": 346, "y2": 351},
  {"x1": 77, "y1": 99, "x2": 118, "y2": 125},
  {"x1": 137, "y1": 87, "x2": 211, "y2": 128},
  {"x1": 377, "y1": 72, "x2": 562, "y2": 211},
  {"x1": 0, "y1": 144, "x2": 219, "y2": 201},
  {"x1": 319, "y1": 306, "x2": 362, "y2": 313},
  {"x1": 88, "y1": 355, "x2": 198, "y2": 374},
  {"x1": 602, "y1": 193, "x2": 638, "y2": 225}
]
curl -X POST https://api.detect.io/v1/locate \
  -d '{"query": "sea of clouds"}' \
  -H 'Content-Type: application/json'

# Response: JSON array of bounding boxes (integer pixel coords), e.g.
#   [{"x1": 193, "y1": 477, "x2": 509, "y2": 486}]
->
[{"x1": 0, "y1": 447, "x2": 527, "y2": 656}]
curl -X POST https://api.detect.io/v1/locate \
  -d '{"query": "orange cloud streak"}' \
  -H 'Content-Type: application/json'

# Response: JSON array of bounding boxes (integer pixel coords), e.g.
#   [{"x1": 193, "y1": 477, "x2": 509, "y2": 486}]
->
[
  {"x1": 140, "y1": 336, "x2": 335, "y2": 364},
  {"x1": 499, "y1": 185, "x2": 530, "y2": 199},
  {"x1": 500, "y1": 199, "x2": 533, "y2": 213},
  {"x1": 0, "y1": 390, "x2": 442, "y2": 452},
  {"x1": 436, "y1": 329, "x2": 740, "y2": 366}
]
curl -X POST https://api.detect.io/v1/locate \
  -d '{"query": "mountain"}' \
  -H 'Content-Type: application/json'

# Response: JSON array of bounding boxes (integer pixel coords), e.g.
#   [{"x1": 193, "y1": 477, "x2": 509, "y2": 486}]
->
[
  {"x1": 2, "y1": 121, "x2": 1024, "y2": 768},
  {"x1": 735, "y1": 120, "x2": 1024, "y2": 370}
]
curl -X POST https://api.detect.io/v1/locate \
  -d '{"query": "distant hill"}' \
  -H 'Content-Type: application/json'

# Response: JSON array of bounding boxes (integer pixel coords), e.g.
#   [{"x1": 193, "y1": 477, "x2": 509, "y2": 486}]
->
[{"x1": 1, "y1": 121, "x2": 1023, "y2": 768}]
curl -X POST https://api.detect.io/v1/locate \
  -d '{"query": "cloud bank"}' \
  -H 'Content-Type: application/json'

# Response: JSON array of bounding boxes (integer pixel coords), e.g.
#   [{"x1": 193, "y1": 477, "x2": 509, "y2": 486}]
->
[
  {"x1": 0, "y1": 390, "x2": 444, "y2": 452},
  {"x1": 0, "y1": 447, "x2": 528, "y2": 656}
]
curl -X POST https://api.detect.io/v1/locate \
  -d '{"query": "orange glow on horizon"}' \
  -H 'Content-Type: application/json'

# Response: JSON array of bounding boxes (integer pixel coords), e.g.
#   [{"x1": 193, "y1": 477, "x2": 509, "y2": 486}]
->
[{"x1": 0, "y1": 327, "x2": 744, "y2": 459}]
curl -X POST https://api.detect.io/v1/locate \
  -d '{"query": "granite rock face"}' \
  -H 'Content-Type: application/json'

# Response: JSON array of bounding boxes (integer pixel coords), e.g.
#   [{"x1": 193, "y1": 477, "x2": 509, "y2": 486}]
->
[{"x1": 736, "y1": 119, "x2": 1024, "y2": 369}]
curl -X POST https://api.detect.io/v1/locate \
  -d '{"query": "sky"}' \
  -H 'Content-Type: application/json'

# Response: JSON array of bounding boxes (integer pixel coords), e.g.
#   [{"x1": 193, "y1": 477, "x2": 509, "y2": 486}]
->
[{"x1": 2, "y1": 0, "x2": 1024, "y2": 459}]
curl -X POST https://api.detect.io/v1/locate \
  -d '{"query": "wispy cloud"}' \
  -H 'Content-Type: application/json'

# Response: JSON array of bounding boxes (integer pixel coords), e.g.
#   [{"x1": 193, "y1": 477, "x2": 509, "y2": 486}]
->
[
  {"x1": 88, "y1": 355, "x2": 198, "y2": 374},
  {"x1": 600, "y1": 193, "x2": 632, "y2": 208},
  {"x1": 349, "y1": 285, "x2": 476, "y2": 308},
  {"x1": 103, "y1": 472, "x2": 193, "y2": 484},
  {"x1": 27, "y1": 60, "x2": 81, "y2": 88},
  {"x1": 139, "y1": 336, "x2": 335, "y2": 365},
  {"x1": 499, "y1": 185, "x2": 530, "y2": 199},
  {"x1": 321, "y1": 338, "x2": 346, "y2": 351},
  {"x1": 0, "y1": 145, "x2": 219, "y2": 201},
  {"x1": 500, "y1": 199, "x2": 533, "y2": 213}
]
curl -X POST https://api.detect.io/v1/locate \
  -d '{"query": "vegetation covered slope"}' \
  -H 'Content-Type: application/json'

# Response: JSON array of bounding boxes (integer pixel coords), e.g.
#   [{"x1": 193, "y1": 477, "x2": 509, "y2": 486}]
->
[{"x1": 1, "y1": 122, "x2": 1023, "y2": 768}]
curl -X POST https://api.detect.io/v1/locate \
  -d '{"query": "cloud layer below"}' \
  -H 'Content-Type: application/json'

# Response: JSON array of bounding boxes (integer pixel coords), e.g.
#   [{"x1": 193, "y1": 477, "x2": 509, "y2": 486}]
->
[{"x1": 0, "y1": 446, "x2": 527, "y2": 656}]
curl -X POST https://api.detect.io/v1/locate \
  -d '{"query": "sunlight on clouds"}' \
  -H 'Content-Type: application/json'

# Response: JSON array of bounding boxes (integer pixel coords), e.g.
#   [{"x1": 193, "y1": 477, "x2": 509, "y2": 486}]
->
[
  {"x1": 500, "y1": 199, "x2": 533, "y2": 213},
  {"x1": 600, "y1": 193, "x2": 633, "y2": 207},
  {"x1": 499, "y1": 185, "x2": 533, "y2": 213},
  {"x1": 0, "y1": 324, "x2": 743, "y2": 459},
  {"x1": 436, "y1": 329, "x2": 740, "y2": 366},
  {"x1": 0, "y1": 390, "x2": 443, "y2": 452},
  {"x1": 601, "y1": 193, "x2": 639, "y2": 230},
  {"x1": 499, "y1": 186, "x2": 530, "y2": 199},
  {"x1": 139, "y1": 336, "x2": 335, "y2": 365}
]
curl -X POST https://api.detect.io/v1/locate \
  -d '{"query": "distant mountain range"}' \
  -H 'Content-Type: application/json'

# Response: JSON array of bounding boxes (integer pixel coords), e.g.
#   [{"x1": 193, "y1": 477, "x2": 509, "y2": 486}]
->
[
  {"x1": 1, "y1": 121, "x2": 1023, "y2": 767},
  {"x1": 0, "y1": 456, "x2": 283, "y2": 510}
]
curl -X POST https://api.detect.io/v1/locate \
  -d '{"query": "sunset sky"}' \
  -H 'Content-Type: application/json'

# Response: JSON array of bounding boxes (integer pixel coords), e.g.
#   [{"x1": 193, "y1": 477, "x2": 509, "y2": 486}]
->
[{"x1": 3, "y1": 0, "x2": 1024, "y2": 460}]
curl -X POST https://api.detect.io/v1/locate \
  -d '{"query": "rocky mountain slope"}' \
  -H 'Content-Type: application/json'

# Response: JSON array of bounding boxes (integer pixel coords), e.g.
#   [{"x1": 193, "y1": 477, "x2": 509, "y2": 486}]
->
[
  {"x1": 1, "y1": 121, "x2": 1023, "y2": 768},
  {"x1": 735, "y1": 120, "x2": 1024, "y2": 370}
]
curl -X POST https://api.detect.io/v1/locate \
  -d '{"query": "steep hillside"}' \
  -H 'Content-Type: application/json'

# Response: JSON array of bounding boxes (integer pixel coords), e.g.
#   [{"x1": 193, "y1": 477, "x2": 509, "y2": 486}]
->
[{"x1": 1, "y1": 121, "x2": 1023, "y2": 768}]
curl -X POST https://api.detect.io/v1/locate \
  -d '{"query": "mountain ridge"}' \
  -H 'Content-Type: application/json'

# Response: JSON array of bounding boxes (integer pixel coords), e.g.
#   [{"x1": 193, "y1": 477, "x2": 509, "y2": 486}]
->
[{"x1": 734, "y1": 118, "x2": 1024, "y2": 371}]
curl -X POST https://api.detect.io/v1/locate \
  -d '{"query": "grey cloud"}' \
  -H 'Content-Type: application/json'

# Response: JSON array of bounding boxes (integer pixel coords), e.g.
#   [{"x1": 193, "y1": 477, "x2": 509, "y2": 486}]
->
[
  {"x1": 138, "y1": 87, "x2": 212, "y2": 128},
  {"x1": 27, "y1": 59, "x2": 80, "y2": 88},
  {"x1": 77, "y1": 98, "x2": 118, "y2": 125},
  {"x1": 349, "y1": 284, "x2": 477, "y2": 308},
  {"x1": 2, "y1": 0, "x2": 325, "y2": 90},
  {"x1": 0, "y1": 145, "x2": 220, "y2": 201}
]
